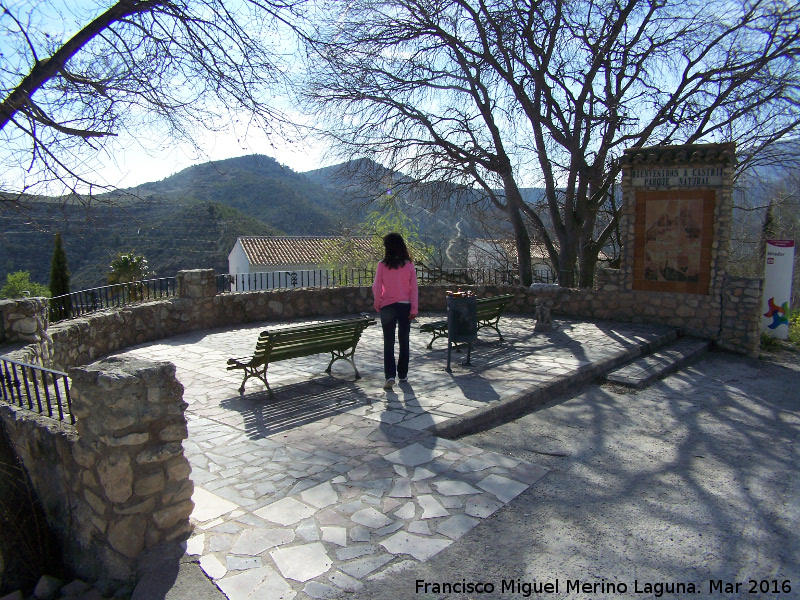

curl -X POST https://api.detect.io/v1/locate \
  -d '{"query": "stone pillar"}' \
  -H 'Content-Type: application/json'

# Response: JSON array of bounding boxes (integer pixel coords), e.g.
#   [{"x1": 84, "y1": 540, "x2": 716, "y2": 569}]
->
[
  {"x1": 177, "y1": 269, "x2": 217, "y2": 301},
  {"x1": 0, "y1": 297, "x2": 52, "y2": 366},
  {"x1": 718, "y1": 276, "x2": 764, "y2": 356},
  {"x1": 68, "y1": 356, "x2": 193, "y2": 580},
  {"x1": 175, "y1": 269, "x2": 217, "y2": 328}
]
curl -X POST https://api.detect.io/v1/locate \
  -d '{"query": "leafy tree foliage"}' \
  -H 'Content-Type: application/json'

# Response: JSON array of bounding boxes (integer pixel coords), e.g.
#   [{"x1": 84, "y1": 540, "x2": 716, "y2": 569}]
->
[
  {"x1": 0, "y1": 271, "x2": 50, "y2": 299},
  {"x1": 49, "y1": 231, "x2": 72, "y2": 319},
  {"x1": 360, "y1": 190, "x2": 431, "y2": 266},
  {"x1": 322, "y1": 189, "x2": 430, "y2": 282},
  {"x1": 108, "y1": 251, "x2": 151, "y2": 285}
]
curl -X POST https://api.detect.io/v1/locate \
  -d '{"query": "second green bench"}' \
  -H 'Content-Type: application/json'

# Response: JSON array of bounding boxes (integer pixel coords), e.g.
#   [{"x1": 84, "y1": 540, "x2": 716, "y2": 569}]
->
[{"x1": 420, "y1": 294, "x2": 516, "y2": 349}]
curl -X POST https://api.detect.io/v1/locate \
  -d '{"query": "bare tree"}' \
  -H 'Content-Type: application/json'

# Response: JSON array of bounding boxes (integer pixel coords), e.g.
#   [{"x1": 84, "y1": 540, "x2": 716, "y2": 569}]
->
[
  {"x1": 0, "y1": 0, "x2": 305, "y2": 205},
  {"x1": 302, "y1": 0, "x2": 800, "y2": 287}
]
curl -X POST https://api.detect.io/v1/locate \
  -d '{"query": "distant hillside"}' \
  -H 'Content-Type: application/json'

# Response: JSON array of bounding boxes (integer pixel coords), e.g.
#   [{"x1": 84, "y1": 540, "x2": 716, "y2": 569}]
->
[
  {"x1": 1, "y1": 198, "x2": 280, "y2": 289},
  {"x1": 1, "y1": 155, "x2": 363, "y2": 288},
  {"x1": 1, "y1": 153, "x2": 587, "y2": 291},
  {"x1": 131, "y1": 154, "x2": 350, "y2": 234}
]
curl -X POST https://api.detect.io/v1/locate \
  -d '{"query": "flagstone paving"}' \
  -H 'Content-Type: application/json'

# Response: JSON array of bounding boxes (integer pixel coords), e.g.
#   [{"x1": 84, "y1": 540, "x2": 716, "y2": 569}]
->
[{"x1": 113, "y1": 313, "x2": 679, "y2": 600}]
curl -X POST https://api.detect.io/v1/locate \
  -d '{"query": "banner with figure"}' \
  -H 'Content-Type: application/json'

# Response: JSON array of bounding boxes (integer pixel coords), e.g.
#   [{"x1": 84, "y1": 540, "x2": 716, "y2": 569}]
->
[{"x1": 762, "y1": 240, "x2": 795, "y2": 339}]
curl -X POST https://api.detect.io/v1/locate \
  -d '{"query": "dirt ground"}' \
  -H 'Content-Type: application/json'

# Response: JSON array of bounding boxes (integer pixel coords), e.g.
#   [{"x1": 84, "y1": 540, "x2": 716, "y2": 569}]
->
[{"x1": 342, "y1": 347, "x2": 800, "y2": 600}]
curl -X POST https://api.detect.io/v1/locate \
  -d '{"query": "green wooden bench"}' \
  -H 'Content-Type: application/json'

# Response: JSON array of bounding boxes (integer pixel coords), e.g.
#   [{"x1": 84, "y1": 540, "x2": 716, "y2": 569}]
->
[
  {"x1": 420, "y1": 294, "x2": 516, "y2": 349},
  {"x1": 227, "y1": 316, "x2": 376, "y2": 396}
]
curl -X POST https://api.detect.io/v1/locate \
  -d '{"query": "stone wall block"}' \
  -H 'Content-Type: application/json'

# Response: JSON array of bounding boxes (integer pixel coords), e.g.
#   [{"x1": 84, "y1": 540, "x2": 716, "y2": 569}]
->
[
  {"x1": 107, "y1": 515, "x2": 147, "y2": 559},
  {"x1": 71, "y1": 442, "x2": 96, "y2": 469},
  {"x1": 165, "y1": 456, "x2": 192, "y2": 481},
  {"x1": 113, "y1": 497, "x2": 157, "y2": 516},
  {"x1": 134, "y1": 470, "x2": 166, "y2": 496},
  {"x1": 136, "y1": 442, "x2": 183, "y2": 465},
  {"x1": 0, "y1": 298, "x2": 49, "y2": 344},
  {"x1": 84, "y1": 488, "x2": 108, "y2": 516},
  {"x1": 101, "y1": 432, "x2": 151, "y2": 447},
  {"x1": 97, "y1": 452, "x2": 134, "y2": 504},
  {"x1": 160, "y1": 422, "x2": 189, "y2": 442},
  {"x1": 162, "y1": 479, "x2": 194, "y2": 505},
  {"x1": 153, "y1": 500, "x2": 194, "y2": 530}
]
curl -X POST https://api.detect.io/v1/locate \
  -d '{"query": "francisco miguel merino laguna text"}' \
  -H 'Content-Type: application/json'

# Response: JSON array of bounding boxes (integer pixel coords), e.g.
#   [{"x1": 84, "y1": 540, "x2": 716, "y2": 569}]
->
[{"x1": 416, "y1": 578, "x2": 701, "y2": 597}]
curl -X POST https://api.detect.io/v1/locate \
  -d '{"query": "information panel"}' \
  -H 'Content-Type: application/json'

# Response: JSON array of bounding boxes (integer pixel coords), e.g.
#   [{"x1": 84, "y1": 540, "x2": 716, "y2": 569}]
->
[{"x1": 762, "y1": 239, "x2": 795, "y2": 339}]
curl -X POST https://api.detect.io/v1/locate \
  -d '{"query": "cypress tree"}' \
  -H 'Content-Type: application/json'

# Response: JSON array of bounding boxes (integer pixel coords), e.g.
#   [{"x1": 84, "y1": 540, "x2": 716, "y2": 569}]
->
[{"x1": 49, "y1": 232, "x2": 71, "y2": 319}]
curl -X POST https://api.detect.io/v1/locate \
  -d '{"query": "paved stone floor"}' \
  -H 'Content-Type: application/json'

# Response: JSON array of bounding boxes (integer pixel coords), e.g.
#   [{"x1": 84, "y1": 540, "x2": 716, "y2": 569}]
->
[{"x1": 114, "y1": 313, "x2": 679, "y2": 600}]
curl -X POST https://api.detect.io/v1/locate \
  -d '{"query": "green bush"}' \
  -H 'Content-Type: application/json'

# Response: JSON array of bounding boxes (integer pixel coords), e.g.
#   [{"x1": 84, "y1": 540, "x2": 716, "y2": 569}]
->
[
  {"x1": 788, "y1": 309, "x2": 800, "y2": 349},
  {"x1": 0, "y1": 271, "x2": 50, "y2": 299}
]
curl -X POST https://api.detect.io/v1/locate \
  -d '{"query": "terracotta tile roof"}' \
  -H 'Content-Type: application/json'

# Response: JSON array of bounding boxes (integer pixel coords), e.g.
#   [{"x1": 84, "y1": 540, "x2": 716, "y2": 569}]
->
[
  {"x1": 238, "y1": 236, "x2": 376, "y2": 267},
  {"x1": 470, "y1": 239, "x2": 612, "y2": 263},
  {"x1": 471, "y1": 239, "x2": 554, "y2": 262}
]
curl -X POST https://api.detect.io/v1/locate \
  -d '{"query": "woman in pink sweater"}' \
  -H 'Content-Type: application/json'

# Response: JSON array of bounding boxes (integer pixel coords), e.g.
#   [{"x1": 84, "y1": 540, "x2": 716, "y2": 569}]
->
[{"x1": 372, "y1": 233, "x2": 419, "y2": 390}]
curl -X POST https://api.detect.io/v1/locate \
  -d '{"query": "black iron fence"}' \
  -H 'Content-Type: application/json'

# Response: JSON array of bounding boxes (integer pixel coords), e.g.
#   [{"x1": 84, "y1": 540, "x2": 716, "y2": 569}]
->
[
  {"x1": 216, "y1": 267, "x2": 556, "y2": 292},
  {"x1": 37, "y1": 267, "x2": 558, "y2": 323},
  {"x1": 0, "y1": 356, "x2": 74, "y2": 424},
  {"x1": 48, "y1": 277, "x2": 178, "y2": 322},
  {"x1": 217, "y1": 268, "x2": 377, "y2": 292}
]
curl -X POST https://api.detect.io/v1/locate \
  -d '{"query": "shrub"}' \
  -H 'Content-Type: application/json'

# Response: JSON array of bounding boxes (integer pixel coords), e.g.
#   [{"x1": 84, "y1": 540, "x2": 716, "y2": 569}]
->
[{"x1": 0, "y1": 272, "x2": 50, "y2": 299}]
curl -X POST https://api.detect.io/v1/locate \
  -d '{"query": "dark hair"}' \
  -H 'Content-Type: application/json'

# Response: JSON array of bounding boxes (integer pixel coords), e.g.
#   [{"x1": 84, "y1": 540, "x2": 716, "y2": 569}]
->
[{"x1": 382, "y1": 232, "x2": 411, "y2": 269}]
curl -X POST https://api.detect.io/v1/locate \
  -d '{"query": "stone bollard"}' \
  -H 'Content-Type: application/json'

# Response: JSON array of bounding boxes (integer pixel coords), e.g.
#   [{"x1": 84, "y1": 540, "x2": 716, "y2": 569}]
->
[
  {"x1": 0, "y1": 297, "x2": 49, "y2": 343},
  {"x1": 0, "y1": 297, "x2": 53, "y2": 366},
  {"x1": 68, "y1": 356, "x2": 193, "y2": 580},
  {"x1": 176, "y1": 269, "x2": 217, "y2": 328}
]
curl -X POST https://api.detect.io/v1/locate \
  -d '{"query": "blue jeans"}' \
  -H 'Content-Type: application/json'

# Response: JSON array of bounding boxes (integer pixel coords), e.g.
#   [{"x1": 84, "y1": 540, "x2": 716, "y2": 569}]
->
[{"x1": 380, "y1": 302, "x2": 411, "y2": 380}]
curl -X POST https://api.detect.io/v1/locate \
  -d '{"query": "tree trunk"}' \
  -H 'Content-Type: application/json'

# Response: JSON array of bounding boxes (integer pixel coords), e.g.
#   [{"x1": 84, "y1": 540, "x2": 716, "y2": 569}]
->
[
  {"x1": 578, "y1": 252, "x2": 598, "y2": 288},
  {"x1": 501, "y1": 173, "x2": 532, "y2": 286}
]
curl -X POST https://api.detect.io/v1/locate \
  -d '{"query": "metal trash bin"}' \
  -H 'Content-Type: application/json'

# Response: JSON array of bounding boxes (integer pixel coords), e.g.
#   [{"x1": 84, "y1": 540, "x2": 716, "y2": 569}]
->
[{"x1": 446, "y1": 294, "x2": 477, "y2": 372}]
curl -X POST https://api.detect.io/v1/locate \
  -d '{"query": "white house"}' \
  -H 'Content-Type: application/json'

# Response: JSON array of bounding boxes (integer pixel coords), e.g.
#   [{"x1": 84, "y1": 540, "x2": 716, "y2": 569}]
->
[
  {"x1": 467, "y1": 239, "x2": 557, "y2": 283},
  {"x1": 227, "y1": 236, "x2": 376, "y2": 290},
  {"x1": 467, "y1": 238, "x2": 613, "y2": 284}
]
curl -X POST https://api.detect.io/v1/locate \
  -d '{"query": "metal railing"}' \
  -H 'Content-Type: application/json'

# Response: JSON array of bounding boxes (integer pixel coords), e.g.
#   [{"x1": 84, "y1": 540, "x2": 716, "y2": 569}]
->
[
  {"x1": 48, "y1": 276, "x2": 178, "y2": 322},
  {"x1": 38, "y1": 267, "x2": 559, "y2": 323},
  {"x1": 0, "y1": 356, "x2": 74, "y2": 424},
  {"x1": 216, "y1": 267, "x2": 556, "y2": 292},
  {"x1": 217, "y1": 268, "x2": 377, "y2": 292}
]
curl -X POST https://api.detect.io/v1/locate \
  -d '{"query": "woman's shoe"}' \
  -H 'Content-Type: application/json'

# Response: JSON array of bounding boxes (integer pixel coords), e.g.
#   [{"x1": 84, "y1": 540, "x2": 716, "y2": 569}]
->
[{"x1": 383, "y1": 378, "x2": 395, "y2": 390}]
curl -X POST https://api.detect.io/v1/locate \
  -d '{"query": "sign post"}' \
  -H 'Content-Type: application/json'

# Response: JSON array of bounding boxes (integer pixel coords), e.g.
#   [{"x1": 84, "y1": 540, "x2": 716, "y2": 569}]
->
[{"x1": 762, "y1": 240, "x2": 795, "y2": 340}]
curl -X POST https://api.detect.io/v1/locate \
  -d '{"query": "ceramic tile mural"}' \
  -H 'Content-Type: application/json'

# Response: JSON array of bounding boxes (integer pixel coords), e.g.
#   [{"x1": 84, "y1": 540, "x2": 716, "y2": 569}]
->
[{"x1": 633, "y1": 190, "x2": 716, "y2": 294}]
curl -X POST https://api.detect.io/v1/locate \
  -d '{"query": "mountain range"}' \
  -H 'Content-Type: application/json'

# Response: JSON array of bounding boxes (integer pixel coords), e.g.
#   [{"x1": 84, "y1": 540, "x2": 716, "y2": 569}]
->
[
  {"x1": 0, "y1": 155, "x2": 487, "y2": 290},
  {"x1": 3, "y1": 151, "x2": 789, "y2": 293}
]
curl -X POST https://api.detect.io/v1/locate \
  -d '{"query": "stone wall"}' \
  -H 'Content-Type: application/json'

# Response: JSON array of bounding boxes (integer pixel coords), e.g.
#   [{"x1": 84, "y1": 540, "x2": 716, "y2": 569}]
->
[
  {"x1": 39, "y1": 268, "x2": 762, "y2": 372},
  {"x1": 0, "y1": 356, "x2": 192, "y2": 583},
  {"x1": 47, "y1": 282, "x2": 376, "y2": 371},
  {"x1": 423, "y1": 282, "x2": 762, "y2": 355}
]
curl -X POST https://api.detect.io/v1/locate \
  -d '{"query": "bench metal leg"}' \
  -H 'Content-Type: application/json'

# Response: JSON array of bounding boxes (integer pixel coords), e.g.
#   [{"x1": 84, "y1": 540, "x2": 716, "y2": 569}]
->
[
  {"x1": 238, "y1": 364, "x2": 272, "y2": 397},
  {"x1": 478, "y1": 318, "x2": 504, "y2": 342},
  {"x1": 425, "y1": 329, "x2": 447, "y2": 349},
  {"x1": 326, "y1": 349, "x2": 361, "y2": 379}
]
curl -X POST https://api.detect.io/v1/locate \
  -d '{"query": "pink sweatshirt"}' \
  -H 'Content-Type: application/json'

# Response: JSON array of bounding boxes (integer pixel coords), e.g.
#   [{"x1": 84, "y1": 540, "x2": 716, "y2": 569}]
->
[{"x1": 372, "y1": 261, "x2": 419, "y2": 314}]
